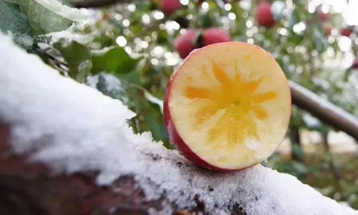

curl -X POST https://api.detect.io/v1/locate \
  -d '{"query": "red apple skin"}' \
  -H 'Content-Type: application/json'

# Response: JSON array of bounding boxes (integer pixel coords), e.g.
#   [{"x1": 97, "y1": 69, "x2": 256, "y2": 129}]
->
[
  {"x1": 203, "y1": 28, "x2": 231, "y2": 46},
  {"x1": 164, "y1": 48, "x2": 257, "y2": 172},
  {"x1": 174, "y1": 30, "x2": 198, "y2": 59},
  {"x1": 341, "y1": 28, "x2": 353, "y2": 37},
  {"x1": 256, "y1": 3, "x2": 275, "y2": 28},
  {"x1": 175, "y1": 29, "x2": 232, "y2": 58},
  {"x1": 160, "y1": 0, "x2": 181, "y2": 15}
]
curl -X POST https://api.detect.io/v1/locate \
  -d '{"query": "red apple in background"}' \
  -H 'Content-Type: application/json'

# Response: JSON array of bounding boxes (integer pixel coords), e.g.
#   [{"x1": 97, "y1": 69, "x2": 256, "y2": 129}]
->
[
  {"x1": 222, "y1": 0, "x2": 241, "y2": 3},
  {"x1": 256, "y1": 2, "x2": 276, "y2": 28},
  {"x1": 165, "y1": 42, "x2": 291, "y2": 171},
  {"x1": 160, "y1": 0, "x2": 181, "y2": 15},
  {"x1": 175, "y1": 28, "x2": 232, "y2": 58},
  {"x1": 318, "y1": 12, "x2": 329, "y2": 22},
  {"x1": 341, "y1": 28, "x2": 353, "y2": 37},
  {"x1": 203, "y1": 28, "x2": 231, "y2": 46},
  {"x1": 174, "y1": 30, "x2": 198, "y2": 59},
  {"x1": 351, "y1": 57, "x2": 358, "y2": 69}
]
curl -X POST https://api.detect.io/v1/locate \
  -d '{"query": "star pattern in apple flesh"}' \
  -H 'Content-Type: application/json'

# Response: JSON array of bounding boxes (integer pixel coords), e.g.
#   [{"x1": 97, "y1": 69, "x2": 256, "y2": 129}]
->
[{"x1": 185, "y1": 61, "x2": 277, "y2": 148}]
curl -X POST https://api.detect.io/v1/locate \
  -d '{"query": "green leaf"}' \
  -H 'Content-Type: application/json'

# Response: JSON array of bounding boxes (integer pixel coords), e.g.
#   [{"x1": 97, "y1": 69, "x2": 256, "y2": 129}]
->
[
  {"x1": 282, "y1": 161, "x2": 308, "y2": 180},
  {"x1": 291, "y1": 161, "x2": 308, "y2": 175},
  {"x1": 4, "y1": 0, "x2": 86, "y2": 35},
  {"x1": 201, "y1": 13, "x2": 213, "y2": 28},
  {"x1": 292, "y1": 144, "x2": 305, "y2": 161},
  {"x1": 87, "y1": 73, "x2": 169, "y2": 147},
  {"x1": 118, "y1": 69, "x2": 141, "y2": 86},
  {"x1": 316, "y1": 186, "x2": 335, "y2": 196},
  {"x1": 91, "y1": 47, "x2": 142, "y2": 75},
  {"x1": 90, "y1": 73, "x2": 129, "y2": 104},
  {"x1": 0, "y1": 0, "x2": 33, "y2": 49},
  {"x1": 54, "y1": 40, "x2": 91, "y2": 82}
]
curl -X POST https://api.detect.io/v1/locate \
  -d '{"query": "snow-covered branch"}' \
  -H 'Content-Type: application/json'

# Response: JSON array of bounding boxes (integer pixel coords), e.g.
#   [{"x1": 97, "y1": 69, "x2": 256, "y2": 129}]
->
[{"x1": 0, "y1": 33, "x2": 357, "y2": 215}]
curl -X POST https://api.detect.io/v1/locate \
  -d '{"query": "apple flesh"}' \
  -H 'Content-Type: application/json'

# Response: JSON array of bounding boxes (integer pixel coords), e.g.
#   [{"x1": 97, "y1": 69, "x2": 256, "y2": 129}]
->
[{"x1": 164, "y1": 42, "x2": 291, "y2": 171}]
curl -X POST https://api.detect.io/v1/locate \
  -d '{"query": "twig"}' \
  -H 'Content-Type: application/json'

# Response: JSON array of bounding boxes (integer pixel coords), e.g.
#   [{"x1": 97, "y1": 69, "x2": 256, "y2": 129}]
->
[
  {"x1": 289, "y1": 125, "x2": 304, "y2": 162},
  {"x1": 70, "y1": 0, "x2": 144, "y2": 8},
  {"x1": 290, "y1": 81, "x2": 358, "y2": 141},
  {"x1": 321, "y1": 132, "x2": 341, "y2": 191}
]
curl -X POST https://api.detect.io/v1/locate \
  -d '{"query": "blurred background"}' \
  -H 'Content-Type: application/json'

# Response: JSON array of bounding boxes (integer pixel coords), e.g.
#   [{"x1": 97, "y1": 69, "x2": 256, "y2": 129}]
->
[{"x1": 3, "y1": 0, "x2": 358, "y2": 209}]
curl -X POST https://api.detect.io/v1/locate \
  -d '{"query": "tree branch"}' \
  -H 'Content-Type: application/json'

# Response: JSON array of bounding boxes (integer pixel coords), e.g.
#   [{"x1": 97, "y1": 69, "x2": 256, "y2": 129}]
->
[
  {"x1": 290, "y1": 82, "x2": 358, "y2": 141},
  {"x1": 0, "y1": 33, "x2": 357, "y2": 215},
  {"x1": 68, "y1": 0, "x2": 143, "y2": 8}
]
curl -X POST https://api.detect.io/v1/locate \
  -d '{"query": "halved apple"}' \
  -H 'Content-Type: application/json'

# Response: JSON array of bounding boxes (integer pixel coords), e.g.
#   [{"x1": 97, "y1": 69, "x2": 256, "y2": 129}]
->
[{"x1": 164, "y1": 42, "x2": 291, "y2": 171}]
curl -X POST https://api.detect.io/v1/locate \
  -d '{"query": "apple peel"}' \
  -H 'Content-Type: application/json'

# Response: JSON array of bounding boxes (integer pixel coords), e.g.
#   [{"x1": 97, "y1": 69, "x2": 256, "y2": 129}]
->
[{"x1": 164, "y1": 42, "x2": 291, "y2": 171}]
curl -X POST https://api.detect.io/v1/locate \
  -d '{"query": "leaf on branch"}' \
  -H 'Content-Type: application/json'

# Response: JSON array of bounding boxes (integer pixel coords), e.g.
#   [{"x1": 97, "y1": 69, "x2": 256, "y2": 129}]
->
[
  {"x1": 87, "y1": 73, "x2": 169, "y2": 147},
  {"x1": 4, "y1": 0, "x2": 86, "y2": 35},
  {"x1": 54, "y1": 39, "x2": 91, "y2": 82},
  {"x1": 0, "y1": 0, "x2": 33, "y2": 49},
  {"x1": 91, "y1": 47, "x2": 142, "y2": 75}
]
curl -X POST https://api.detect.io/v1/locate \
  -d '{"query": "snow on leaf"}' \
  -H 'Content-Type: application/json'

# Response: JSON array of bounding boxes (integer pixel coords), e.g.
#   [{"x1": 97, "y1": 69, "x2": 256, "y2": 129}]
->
[
  {"x1": 87, "y1": 73, "x2": 167, "y2": 145},
  {"x1": 4, "y1": 0, "x2": 87, "y2": 34},
  {"x1": 54, "y1": 39, "x2": 92, "y2": 82},
  {"x1": 0, "y1": 0, "x2": 34, "y2": 49},
  {"x1": 48, "y1": 29, "x2": 95, "y2": 44}
]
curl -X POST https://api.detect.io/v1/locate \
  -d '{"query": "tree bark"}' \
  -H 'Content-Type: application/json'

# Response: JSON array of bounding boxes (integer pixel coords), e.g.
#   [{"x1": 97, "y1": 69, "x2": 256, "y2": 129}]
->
[{"x1": 0, "y1": 136, "x2": 177, "y2": 215}]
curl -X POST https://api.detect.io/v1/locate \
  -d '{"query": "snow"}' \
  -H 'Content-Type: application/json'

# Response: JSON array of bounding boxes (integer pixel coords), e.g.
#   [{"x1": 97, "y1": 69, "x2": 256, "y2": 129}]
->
[
  {"x1": 4, "y1": 0, "x2": 86, "y2": 22},
  {"x1": 0, "y1": 32, "x2": 357, "y2": 215},
  {"x1": 33, "y1": 0, "x2": 87, "y2": 21},
  {"x1": 48, "y1": 30, "x2": 95, "y2": 44}
]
